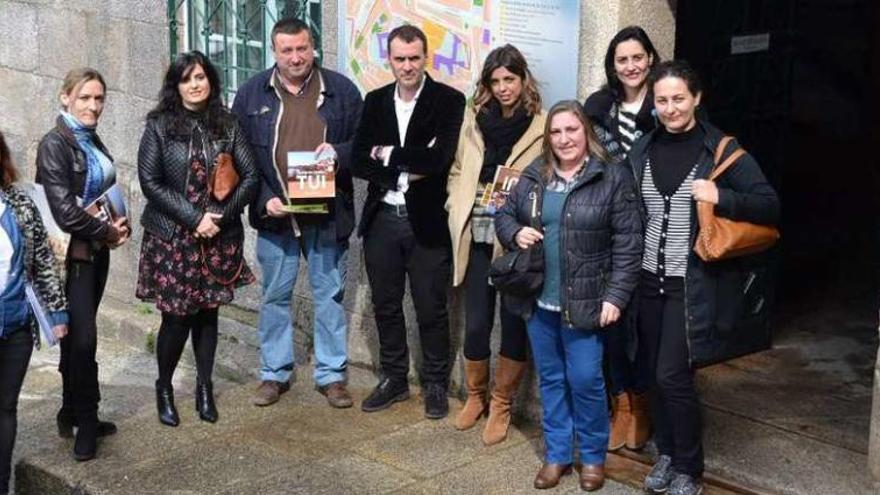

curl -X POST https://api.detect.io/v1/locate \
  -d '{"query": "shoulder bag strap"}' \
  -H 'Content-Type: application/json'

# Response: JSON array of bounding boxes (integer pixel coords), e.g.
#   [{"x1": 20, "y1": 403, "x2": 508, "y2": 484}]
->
[{"x1": 709, "y1": 136, "x2": 747, "y2": 181}]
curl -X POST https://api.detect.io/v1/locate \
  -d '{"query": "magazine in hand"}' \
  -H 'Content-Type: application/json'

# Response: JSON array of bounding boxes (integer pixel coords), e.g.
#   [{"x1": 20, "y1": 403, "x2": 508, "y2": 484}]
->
[
  {"x1": 480, "y1": 166, "x2": 522, "y2": 213},
  {"x1": 25, "y1": 282, "x2": 58, "y2": 347},
  {"x1": 83, "y1": 183, "x2": 127, "y2": 223},
  {"x1": 284, "y1": 150, "x2": 336, "y2": 214}
]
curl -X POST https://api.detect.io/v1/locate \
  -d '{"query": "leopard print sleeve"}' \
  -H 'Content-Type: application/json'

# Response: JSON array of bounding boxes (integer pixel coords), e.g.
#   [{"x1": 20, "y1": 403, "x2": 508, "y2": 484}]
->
[{"x1": 27, "y1": 196, "x2": 68, "y2": 315}]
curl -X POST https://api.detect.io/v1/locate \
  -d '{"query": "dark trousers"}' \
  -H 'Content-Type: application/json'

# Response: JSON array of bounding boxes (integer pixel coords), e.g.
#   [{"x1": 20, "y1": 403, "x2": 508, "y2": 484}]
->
[
  {"x1": 638, "y1": 271, "x2": 703, "y2": 477},
  {"x1": 0, "y1": 326, "x2": 33, "y2": 495},
  {"x1": 60, "y1": 247, "x2": 109, "y2": 420},
  {"x1": 156, "y1": 309, "x2": 220, "y2": 388},
  {"x1": 463, "y1": 242, "x2": 528, "y2": 362},
  {"x1": 363, "y1": 207, "x2": 451, "y2": 385}
]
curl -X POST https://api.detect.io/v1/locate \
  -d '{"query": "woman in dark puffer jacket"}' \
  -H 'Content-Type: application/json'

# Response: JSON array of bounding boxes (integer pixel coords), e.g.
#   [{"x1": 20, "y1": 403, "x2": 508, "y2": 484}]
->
[{"x1": 495, "y1": 100, "x2": 643, "y2": 491}]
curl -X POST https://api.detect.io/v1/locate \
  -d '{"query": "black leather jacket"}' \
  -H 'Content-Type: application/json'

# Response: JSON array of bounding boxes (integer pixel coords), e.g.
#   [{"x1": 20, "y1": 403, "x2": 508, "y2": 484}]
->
[
  {"x1": 35, "y1": 116, "x2": 115, "y2": 244},
  {"x1": 137, "y1": 112, "x2": 259, "y2": 241}
]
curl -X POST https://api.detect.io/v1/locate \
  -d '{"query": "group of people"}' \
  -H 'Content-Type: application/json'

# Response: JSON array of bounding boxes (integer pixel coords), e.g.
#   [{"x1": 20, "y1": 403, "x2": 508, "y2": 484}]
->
[{"x1": 0, "y1": 16, "x2": 780, "y2": 495}]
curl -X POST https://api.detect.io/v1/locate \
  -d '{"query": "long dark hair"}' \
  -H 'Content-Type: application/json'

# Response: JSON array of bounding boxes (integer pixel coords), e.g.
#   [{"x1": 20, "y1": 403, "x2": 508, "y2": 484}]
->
[
  {"x1": 603, "y1": 26, "x2": 660, "y2": 101},
  {"x1": 0, "y1": 130, "x2": 18, "y2": 188},
  {"x1": 472, "y1": 44, "x2": 542, "y2": 116},
  {"x1": 148, "y1": 51, "x2": 233, "y2": 138}
]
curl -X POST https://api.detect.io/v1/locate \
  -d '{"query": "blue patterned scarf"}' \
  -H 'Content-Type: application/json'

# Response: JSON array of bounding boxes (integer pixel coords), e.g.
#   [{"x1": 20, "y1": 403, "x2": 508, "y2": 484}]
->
[{"x1": 60, "y1": 111, "x2": 112, "y2": 205}]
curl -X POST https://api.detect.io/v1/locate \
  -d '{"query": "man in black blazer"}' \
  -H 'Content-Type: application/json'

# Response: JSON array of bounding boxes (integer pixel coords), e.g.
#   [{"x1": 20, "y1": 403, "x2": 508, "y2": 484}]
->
[{"x1": 352, "y1": 25, "x2": 465, "y2": 419}]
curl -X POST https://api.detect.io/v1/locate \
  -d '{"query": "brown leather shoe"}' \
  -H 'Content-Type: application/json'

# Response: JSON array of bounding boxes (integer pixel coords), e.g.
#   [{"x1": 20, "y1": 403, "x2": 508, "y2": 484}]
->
[
  {"x1": 252, "y1": 380, "x2": 290, "y2": 407},
  {"x1": 317, "y1": 382, "x2": 353, "y2": 409},
  {"x1": 533, "y1": 463, "x2": 572, "y2": 489},
  {"x1": 577, "y1": 463, "x2": 605, "y2": 491}
]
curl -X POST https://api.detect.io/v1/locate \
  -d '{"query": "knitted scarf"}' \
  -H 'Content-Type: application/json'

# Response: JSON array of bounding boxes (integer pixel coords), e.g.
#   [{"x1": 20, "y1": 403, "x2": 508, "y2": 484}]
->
[{"x1": 476, "y1": 100, "x2": 532, "y2": 183}]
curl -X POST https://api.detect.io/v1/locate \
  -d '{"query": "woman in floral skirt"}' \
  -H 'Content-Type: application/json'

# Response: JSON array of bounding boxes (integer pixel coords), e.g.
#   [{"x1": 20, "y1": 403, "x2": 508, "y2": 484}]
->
[{"x1": 136, "y1": 51, "x2": 258, "y2": 426}]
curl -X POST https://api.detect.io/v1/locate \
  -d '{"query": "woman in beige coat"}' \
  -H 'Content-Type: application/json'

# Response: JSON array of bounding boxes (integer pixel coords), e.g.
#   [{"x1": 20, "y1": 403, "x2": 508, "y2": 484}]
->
[{"x1": 446, "y1": 44, "x2": 545, "y2": 445}]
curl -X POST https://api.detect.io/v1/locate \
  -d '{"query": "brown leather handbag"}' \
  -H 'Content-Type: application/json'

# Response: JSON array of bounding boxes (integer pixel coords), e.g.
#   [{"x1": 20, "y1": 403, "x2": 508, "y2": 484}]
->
[
  {"x1": 693, "y1": 137, "x2": 780, "y2": 262},
  {"x1": 208, "y1": 151, "x2": 239, "y2": 202}
]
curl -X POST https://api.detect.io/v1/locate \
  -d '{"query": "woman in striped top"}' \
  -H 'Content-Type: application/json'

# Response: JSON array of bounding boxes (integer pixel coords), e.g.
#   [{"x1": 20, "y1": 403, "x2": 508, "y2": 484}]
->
[
  {"x1": 583, "y1": 26, "x2": 661, "y2": 454},
  {"x1": 584, "y1": 26, "x2": 660, "y2": 162},
  {"x1": 626, "y1": 61, "x2": 780, "y2": 495}
]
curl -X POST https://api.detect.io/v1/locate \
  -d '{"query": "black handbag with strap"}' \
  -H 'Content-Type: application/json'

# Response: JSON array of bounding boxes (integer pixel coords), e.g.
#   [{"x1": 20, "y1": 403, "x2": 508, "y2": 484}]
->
[{"x1": 489, "y1": 184, "x2": 544, "y2": 297}]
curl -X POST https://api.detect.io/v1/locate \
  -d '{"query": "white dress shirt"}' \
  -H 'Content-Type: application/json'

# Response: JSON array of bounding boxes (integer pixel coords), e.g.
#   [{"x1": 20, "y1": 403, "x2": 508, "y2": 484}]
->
[{"x1": 382, "y1": 76, "x2": 426, "y2": 206}]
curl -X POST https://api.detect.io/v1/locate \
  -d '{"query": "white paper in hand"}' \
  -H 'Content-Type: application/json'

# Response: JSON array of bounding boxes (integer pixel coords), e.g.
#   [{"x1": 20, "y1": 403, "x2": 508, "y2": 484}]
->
[{"x1": 25, "y1": 282, "x2": 57, "y2": 347}]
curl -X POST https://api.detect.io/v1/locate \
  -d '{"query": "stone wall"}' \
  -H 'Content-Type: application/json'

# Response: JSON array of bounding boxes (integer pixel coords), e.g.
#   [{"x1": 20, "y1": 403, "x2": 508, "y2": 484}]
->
[{"x1": 0, "y1": 0, "x2": 170, "y2": 306}]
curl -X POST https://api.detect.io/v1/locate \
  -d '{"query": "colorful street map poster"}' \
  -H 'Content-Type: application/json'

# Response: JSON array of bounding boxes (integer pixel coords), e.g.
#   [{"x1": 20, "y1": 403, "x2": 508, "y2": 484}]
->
[{"x1": 338, "y1": 0, "x2": 581, "y2": 107}]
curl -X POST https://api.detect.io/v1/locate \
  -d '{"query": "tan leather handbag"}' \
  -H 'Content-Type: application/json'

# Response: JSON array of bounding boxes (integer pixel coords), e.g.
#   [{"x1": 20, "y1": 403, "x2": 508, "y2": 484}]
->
[
  {"x1": 693, "y1": 137, "x2": 780, "y2": 262},
  {"x1": 208, "y1": 152, "x2": 239, "y2": 202}
]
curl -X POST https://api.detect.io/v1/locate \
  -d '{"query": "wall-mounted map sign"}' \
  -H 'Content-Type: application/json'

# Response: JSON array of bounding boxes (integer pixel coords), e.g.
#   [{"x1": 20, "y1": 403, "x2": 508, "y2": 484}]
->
[{"x1": 338, "y1": 0, "x2": 581, "y2": 107}]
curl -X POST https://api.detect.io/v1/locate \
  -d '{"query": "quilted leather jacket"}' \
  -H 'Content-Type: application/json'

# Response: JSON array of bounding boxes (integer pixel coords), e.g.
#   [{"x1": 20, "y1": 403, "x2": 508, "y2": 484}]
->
[
  {"x1": 137, "y1": 112, "x2": 259, "y2": 241},
  {"x1": 35, "y1": 116, "x2": 114, "y2": 243}
]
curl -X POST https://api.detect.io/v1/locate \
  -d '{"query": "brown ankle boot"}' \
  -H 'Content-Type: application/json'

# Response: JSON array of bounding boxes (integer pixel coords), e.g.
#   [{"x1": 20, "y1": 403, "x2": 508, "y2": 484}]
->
[
  {"x1": 608, "y1": 392, "x2": 630, "y2": 451},
  {"x1": 626, "y1": 391, "x2": 650, "y2": 450},
  {"x1": 482, "y1": 356, "x2": 527, "y2": 446},
  {"x1": 455, "y1": 358, "x2": 489, "y2": 430}
]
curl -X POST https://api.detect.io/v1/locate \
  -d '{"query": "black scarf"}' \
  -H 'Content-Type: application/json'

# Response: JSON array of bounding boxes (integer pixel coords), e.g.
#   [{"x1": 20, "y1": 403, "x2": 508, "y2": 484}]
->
[{"x1": 476, "y1": 100, "x2": 532, "y2": 183}]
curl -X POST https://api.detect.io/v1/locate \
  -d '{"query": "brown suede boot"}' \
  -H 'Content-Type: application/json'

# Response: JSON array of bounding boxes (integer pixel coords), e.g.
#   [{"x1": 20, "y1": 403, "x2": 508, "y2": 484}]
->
[
  {"x1": 455, "y1": 358, "x2": 490, "y2": 430},
  {"x1": 608, "y1": 392, "x2": 630, "y2": 451},
  {"x1": 626, "y1": 392, "x2": 650, "y2": 450},
  {"x1": 482, "y1": 356, "x2": 527, "y2": 446}
]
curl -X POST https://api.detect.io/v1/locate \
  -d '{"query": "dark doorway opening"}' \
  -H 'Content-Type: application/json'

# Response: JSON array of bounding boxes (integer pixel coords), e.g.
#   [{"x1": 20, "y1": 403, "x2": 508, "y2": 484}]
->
[{"x1": 674, "y1": 1, "x2": 878, "y2": 492}]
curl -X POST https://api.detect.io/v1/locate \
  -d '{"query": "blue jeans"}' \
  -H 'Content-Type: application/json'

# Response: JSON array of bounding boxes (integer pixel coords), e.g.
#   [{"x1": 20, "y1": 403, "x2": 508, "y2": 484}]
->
[
  {"x1": 527, "y1": 308, "x2": 608, "y2": 465},
  {"x1": 255, "y1": 223, "x2": 348, "y2": 386}
]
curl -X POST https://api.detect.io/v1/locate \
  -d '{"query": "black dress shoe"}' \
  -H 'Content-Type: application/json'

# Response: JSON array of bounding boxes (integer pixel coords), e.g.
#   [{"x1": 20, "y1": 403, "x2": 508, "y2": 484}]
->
[
  {"x1": 423, "y1": 383, "x2": 449, "y2": 420},
  {"x1": 73, "y1": 417, "x2": 98, "y2": 462},
  {"x1": 196, "y1": 381, "x2": 219, "y2": 423},
  {"x1": 57, "y1": 410, "x2": 117, "y2": 438},
  {"x1": 361, "y1": 378, "x2": 410, "y2": 412},
  {"x1": 156, "y1": 381, "x2": 180, "y2": 427}
]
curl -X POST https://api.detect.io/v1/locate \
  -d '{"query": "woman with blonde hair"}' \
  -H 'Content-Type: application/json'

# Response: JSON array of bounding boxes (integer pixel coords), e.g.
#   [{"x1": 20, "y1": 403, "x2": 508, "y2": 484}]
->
[
  {"x1": 496, "y1": 100, "x2": 642, "y2": 490},
  {"x1": 36, "y1": 67, "x2": 128, "y2": 461},
  {"x1": 446, "y1": 44, "x2": 545, "y2": 445}
]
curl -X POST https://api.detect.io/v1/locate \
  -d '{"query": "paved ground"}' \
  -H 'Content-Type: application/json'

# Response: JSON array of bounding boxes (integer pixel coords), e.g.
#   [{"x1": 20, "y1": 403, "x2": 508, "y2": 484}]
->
[
  {"x1": 12, "y1": 337, "x2": 640, "y2": 495},
  {"x1": 9, "y1": 286, "x2": 880, "y2": 494}
]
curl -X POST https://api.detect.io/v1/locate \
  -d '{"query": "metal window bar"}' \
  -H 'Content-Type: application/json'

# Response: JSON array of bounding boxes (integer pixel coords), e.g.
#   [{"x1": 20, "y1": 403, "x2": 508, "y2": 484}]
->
[{"x1": 167, "y1": 0, "x2": 322, "y2": 102}]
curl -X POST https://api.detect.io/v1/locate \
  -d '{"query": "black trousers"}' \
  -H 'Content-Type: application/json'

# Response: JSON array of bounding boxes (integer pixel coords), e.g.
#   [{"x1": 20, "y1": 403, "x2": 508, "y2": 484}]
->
[
  {"x1": 156, "y1": 309, "x2": 219, "y2": 387},
  {"x1": 60, "y1": 247, "x2": 109, "y2": 420},
  {"x1": 0, "y1": 326, "x2": 33, "y2": 495},
  {"x1": 463, "y1": 242, "x2": 528, "y2": 362},
  {"x1": 638, "y1": 271, "x2": 704, "y2": 477},
  {"x1": 363, "y1": 208, "x2": 451, "y2": 385}
]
